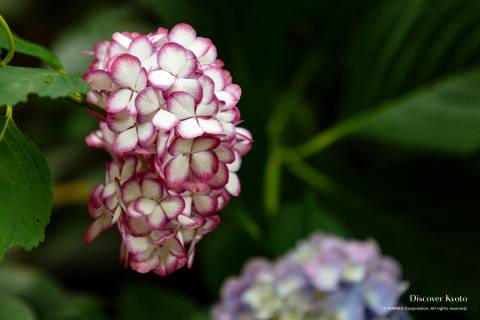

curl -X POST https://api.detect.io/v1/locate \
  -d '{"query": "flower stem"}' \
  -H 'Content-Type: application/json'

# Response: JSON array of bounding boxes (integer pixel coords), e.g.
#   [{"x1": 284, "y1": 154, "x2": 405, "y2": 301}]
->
[
  {"x1": 0, "y1": 15, "x2": 15, "y2": 66},
  {"x1": 295, "y1": 109, "x2": 381, "y2": 158},
  {"x1": 67, "y1": 93, "x2": 106, "y2": 117},
  {"x1": 0, "y1": 105, "x2": 13, "y2": 142}
]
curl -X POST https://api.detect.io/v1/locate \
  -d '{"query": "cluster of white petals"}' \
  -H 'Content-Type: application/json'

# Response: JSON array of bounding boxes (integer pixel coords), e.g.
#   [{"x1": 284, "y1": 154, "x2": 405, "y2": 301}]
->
[{"x1": 83, "y1": 23, "x2": 252, "y2": 275}]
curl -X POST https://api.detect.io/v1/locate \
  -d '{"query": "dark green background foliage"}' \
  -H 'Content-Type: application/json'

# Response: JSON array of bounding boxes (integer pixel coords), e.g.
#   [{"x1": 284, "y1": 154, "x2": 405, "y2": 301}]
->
[{"x1": 0, "y1": 0, "x2": 479, "y2": 319}]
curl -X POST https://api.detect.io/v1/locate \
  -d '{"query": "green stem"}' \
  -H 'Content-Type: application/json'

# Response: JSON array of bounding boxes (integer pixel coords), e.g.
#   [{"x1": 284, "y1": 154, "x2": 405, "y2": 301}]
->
[
  {"x1": 283, "y1": 151, "x2": 334, "y2": 193},
  {"x1": 67, "y1": 93, "x2": 106, "y2": 116},
  {"x1": 295, "y1": 108, "x2": 382, "y2": 158},
  {"x1": 0, "y1": 15, "x2": 15, "y2": 66},
  {"x1": 264, "y1": 144, "x2": 282, "y2": 216},
  {"x1": 0, "y1": 105, "x2": 13, "y2": 142}
]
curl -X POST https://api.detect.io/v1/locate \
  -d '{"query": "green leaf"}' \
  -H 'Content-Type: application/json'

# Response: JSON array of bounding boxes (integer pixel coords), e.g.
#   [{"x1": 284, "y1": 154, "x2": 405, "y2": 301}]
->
[
  {"x1": 356, "y1": 69, "x2": 480, "y2": 153},
  {"x1": 0, "y1": 293, "x2": 37, "y2": 320},
  {"x1": 298, "y1": 69, "x2": 480, "y2": 156},
  {"x1": 117, "y1": 282, "x2": 201, "y2": 320},
  {"x1": 0, "y1": 33, "x2": 63, "y2": 70},
  {"x1": 0, "y1": 116, "x2": 53, "y2": 259},
  {"x1": 0, "y1": 66, "x2": 88, "y2": 107},
  {"x1": 268, "y1": 194, "x2": 349, "y2": 256}
]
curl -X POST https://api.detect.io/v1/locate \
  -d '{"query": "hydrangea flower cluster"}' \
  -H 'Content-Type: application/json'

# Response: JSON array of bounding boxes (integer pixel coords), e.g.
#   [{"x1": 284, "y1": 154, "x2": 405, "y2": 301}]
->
[
  {"x1": 213, "y1": 233, "x2": 410, "y2": 320},
  {"x1": 82, "y1": 23, "x2": 252, "y2": 276}
]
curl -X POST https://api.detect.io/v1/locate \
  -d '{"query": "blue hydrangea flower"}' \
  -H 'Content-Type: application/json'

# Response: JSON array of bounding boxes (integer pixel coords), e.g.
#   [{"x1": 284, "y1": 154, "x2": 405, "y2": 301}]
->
[{"x1": 213, "y1": 233, "x2": 410, "y2": 320}]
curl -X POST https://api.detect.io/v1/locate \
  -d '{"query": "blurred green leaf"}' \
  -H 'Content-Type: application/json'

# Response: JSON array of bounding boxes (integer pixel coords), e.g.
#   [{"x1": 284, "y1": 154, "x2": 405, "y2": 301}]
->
[
  {"x1": 118, "y1": 282, "x2": 201, "y2": 320},
  {"x1": 298, "y1": 69, "x2": 480, "y2": 156},
  {"x1": 0, "y1": 293, "x2": 37, "y2": 320},
  {"x1": 0, "y1": 66, "x2": 88, "y2": 107},
  {"x1": 0, "y1": 265, "x2": 107, "y2": 320},
  {"x1": 357, "y1": 69, "x2": 480, "y2": 152},
  {"x1": 0, "y1": 116, "x2": 52, "y2": 260},
  {"x1": 268, "y1": 194, "x2": 349, "y2": 256},
  {"x1": 0, "y1": 33, "x2": 63, "y2": 70}
]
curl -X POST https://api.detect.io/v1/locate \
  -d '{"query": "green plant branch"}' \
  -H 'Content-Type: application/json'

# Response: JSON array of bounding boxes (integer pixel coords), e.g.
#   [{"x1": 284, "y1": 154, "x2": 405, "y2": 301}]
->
[
  {"x1": 67, "y1": 93, "x2": 106, "y2": 116},
  {"x1": 295, "y1": 108, "x2": 382, "y2": 158},
  {"x1": 264, "y1": 144, "x2": 282, "y2": 216},
  {"x1": 0, "y1": 15, "x2": 15, "y2": 66},
  {"x1": 282, "y1": 151, "x2": 334, "y2": 193},
  {"x1": 0, "y1": 105, "x2": 12, "y2": 142}
]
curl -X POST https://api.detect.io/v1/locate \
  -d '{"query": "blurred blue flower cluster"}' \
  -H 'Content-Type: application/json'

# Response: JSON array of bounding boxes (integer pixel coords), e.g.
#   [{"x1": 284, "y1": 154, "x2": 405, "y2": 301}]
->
[{"x1": 213, "y1": 233, "x2": 410, "y2": 320}]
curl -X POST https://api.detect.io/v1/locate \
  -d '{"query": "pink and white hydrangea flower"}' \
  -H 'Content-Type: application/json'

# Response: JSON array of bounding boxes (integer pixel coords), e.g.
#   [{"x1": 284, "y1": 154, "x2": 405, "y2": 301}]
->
[{"x1": 83, "y1": 22, "x2": 252, "y2": 276}]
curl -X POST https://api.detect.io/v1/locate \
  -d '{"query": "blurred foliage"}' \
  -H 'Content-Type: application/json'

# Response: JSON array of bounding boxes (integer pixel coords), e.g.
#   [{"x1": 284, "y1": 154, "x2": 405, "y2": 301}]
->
[{"x1": 0, "y1": 0, "x2": 479, "y2": 319}]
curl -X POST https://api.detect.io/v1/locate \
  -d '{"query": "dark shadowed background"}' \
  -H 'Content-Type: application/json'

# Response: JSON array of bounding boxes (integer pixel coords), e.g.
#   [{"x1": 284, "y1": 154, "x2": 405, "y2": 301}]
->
[{"x1": 0, "y1": 0, "x2": 479, "y2": 319}]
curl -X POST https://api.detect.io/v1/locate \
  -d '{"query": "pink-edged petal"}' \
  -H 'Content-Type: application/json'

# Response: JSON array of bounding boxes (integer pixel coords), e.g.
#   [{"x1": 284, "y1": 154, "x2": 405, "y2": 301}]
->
[
  {"x1": 165, "y1": 155, "x2": 190, "y2": 187},
  {"x1": 157, "y1": 130, "x2": 174, "y2": 158},
  {"x1": 199, "y1": 44, "x2": 217, "y2": 64},
  {"x1": 110, "y1": 54, "x2": 142, "y2": 89},
  {"x1": 107, "y1": 111, "x2": 136, "y2": 133},
  {"x1": 176, "y1": 118, "x2": 203, "y2": 139},
  {"x1": 189, "y1": 37, "x2": 211, "y2": 58},
  {"x1": 203, "y1": 66, "x2": 226, "y2": 91},
  {"x1": 112, "y1": 32, "x2": 132, "y2": 49},
  {"x1": 141, "y1": 178, "x2": 164, "y2": 199},
  {"x1": 216, "y1": 90, "x2": 237, "y2": 107},
  {"x1": 198, "y1": 118, "x2": 223, "y2": 135},
  {"x1": 191, "y1": 151, "x2": 218, "y2": 180},
  {"x1": 165, "y1": 238, "x2": 186, "y2": 257},
  {"x1": 142, "y1": 52, "x2": 158, "y2": 71},
  {"x1": 147, "y1": 205, "x2": 167, "y2": 228},
  {"x1": 121, "y1": 178, "x2": 142, "y2": 203},
  {"x1": 83, "y1": 70, "x2": 112, "y2": 91},
  {"x1": 125, "y1": 234, "x2": 149, "y2": 254},
  {"x1": 126, "y1": 202, "x2": 144, "y2": 218},
  {"x1": 131, "y1": 254, "x2": 160, "y2": 273},
  {"x1": 128, "y1": 36, "x2": 154, "y2": 61},
  {"x1": 199, "y1": 74, "x2": 215, "y2": 104},
  {"x1": 168, "y1": 137, "x2": 193, "y2": 155},
  {"x1": 134, "y1": 68, "x2": 147, "y2": 92},
  {"x1": 106, "y1": 88, "x2": 134, "y2": 113},
  {"x1": 125, "y1": 215, "x2": 150, "y2": 236},
  {"x1": 148, "y1": 69, "x2": 175, "y2": 90},
  {"x1": 134, "y1": 198, "x2": 157, "y2": 215},
  {"x1": 214, "y1": 144, "x2": 235, "y2": 163},
  {"x1": 192, "y1": 136, "x2": 220, "y2": 152},
  {"x1": 151, "y1": 229, "x2": 176, "y2": 245},
  {"x1": 225, "y1": 83, "x2": 242, "y2": 99},
  {"x1": 169, "y1": 23, "x2": 196, "y2": 47},
  {"x1": 114, "y1": 127, "x2": 138, "y2": 153},
  {"x1": 196, "y1": 100, "x2": 218, "y2": 116},
  {"x1": 137, "y1": 122, "x2": 156, "y2": 144},
  {"x1": 120, "y1": 156, "x2": 138, "y2": 180},
  {"x1": 167, "y1": 91, "x2": 196, "y2": 119},
  {"x1": 169, "y1": 78, "x2": 201, "y2": 101},
  {"x1": 208, "y1": 163, "x2": 229, "y2": 189},
  {"x1": 135, "y1": 87, "x2": 162, "y2": 115},
  {"x1": 158, "y1": 42, "x2": 196, "y2": 77},
  {"x1": 152, "y1": 109, "x2": 179, "y2": 131},
  {"x1": 226, "y1": 172, "x2": 241, "y2": 196},
  {"x1": 160, "y1": 196, "x2": 185, "y2": 219},
  {"x1": 193, "y1": 195, "x2": 217, "y2": 215},
  {"x1": 227, "y1": 151, "x2": 242, "y2": 171},
  {"x1": 84, "y1": 216, "x2": 111, "y2": 244},
  {"x1": 217, "y1": 108, "x2": 239, "y2": 123}
]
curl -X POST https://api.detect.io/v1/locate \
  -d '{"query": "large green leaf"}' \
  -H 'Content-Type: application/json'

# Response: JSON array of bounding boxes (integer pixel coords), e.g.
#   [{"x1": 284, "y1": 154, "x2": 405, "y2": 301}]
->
[
  {"x1": 0, "y1": 66, "x2": 88, "y2": 107},
  {"x1": 357, "y1": 69, "x2": 480, "y2": 152},
  {"x1": 0, "y1": 33, "x2": 63, "y2": 70},
  {"x1": 298, "y1": 69, "x2": 480, "y2": 156},
  {"x1": 0, "y1": 293, "x2": 37, "y2": 320},
  {"x1": 0, "y1": 116, "x2": 53, "y2": 259}
]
